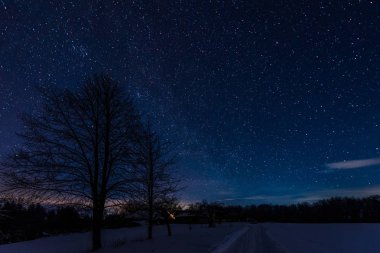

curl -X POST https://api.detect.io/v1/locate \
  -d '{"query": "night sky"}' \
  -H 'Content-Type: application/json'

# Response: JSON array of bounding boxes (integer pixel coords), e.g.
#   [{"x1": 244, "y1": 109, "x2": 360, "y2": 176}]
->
[{"x1": 1, "y1": 1, "x2": 380, "y2": 205}]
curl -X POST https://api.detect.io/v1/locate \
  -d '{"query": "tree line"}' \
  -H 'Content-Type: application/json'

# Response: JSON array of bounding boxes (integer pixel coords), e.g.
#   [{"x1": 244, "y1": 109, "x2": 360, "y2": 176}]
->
[
  {"x1": 2, "y1": 195, "x2": 380, "y2": 245},
  {"x1": 186, "y1": 196, "x2": 380, "y2": 224},
  {"x1": 0, "y1": 198, "x2": 149, "y2": 244},
  {"x1": 0, "y1": 200, "x2": 89, "y2": 243},
  {"x1": 0, "y1": 75, "x2": 180, "y2": 250}
]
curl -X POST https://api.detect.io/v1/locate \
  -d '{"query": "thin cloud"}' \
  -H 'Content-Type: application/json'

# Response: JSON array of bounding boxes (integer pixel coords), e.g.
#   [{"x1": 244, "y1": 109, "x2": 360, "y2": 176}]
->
[
  {"x1": 326, "y1": 157, "x2": 380, "y2": 170},
  {"x1": 218, "y1": 186, "x2": 380, "y2": 205},
  {"x1": 219, "y1": 194, "x2": 301, "y2": 204},
  {"x1": 295, "y1": 186, "x2": 380, "y2": 202}
]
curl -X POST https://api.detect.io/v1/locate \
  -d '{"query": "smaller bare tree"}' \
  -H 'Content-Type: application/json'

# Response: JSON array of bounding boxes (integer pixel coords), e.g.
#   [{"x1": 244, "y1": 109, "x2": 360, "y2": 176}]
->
[
  {"x1": 129, "y1": 123, "x2": 180, "y2": 239},
  {"x1": 157, "y1": 196, "x2": 180, "y2": 236}
]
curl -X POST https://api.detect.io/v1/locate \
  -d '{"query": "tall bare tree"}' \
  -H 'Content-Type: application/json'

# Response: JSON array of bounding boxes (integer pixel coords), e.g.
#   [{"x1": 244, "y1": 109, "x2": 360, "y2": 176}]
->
[
  {"x1": 130, "y1": 123, "x2": 180, "y2": 239},
  {"x1": 1, "y1": 75, "x2": 140, "y2": 250}
]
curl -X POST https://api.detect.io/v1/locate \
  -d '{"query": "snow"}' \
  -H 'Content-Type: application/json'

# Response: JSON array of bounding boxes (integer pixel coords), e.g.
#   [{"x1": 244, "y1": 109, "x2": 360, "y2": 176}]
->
[
  {"x1": 262, "y1": 223, "x2": 380, "y2": 253},
  {"x1": 211, "y1": 224, "x2": 283, "y2": 253},
  {"x1": 214, "y1": 223, "x2": 380, "y2": 253},
  {"x1": 0, "y1": 223, "x2": 244, "y2": 253},
  {"x1": 1, "y1": 223, "x2": 380, "y2": 253},
  {"x1": 211, "y1": 225, "x2": 251, "y2": 253},
  {"x1": 97, "y1": 223, "x2": 245, "y2": 253}
]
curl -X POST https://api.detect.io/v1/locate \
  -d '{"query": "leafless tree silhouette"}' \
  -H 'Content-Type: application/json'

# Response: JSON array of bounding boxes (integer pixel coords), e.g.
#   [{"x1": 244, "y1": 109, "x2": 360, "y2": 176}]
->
[
  {"x1": 129, "y1": 122, "x2": 180, "y2": 239},
  {"x1": 1, "y1": 75, "x2": 140, "y2": 250}
]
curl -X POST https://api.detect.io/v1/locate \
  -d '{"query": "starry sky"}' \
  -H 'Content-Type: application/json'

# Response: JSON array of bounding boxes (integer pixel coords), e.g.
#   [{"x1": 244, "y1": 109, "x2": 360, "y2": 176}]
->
[{"x1": 1, "y1": 0, "x2": 380, "y2": 205}]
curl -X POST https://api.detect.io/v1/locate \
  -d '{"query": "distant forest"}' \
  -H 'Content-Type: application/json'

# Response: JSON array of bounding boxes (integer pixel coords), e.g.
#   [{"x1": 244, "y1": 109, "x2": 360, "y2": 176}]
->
[{"x1": 1, "y1": 196, "x2": 380, "y2": 244}]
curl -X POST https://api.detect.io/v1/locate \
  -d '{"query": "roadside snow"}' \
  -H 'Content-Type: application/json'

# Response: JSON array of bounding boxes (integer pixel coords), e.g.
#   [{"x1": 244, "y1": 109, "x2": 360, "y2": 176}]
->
[
  {"x1": 207, "y1": 223, "x2": 380, "y2": 253},
  {"x1": 263, "y1": 223, "x2": 380, "y2": 253}
]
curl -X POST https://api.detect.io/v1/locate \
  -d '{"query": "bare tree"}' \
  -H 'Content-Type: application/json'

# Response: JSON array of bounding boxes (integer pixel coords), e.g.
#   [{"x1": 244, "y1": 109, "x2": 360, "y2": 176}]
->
[
  {"x1": 130, "y1": 123, "x2": 180, "y2": 239},
  {"x1": 157, "y1": 196, "x2": 180, "y2": 236},
  {"x1": 1, "y1": 75, "x2": 140, "y2": 251}
]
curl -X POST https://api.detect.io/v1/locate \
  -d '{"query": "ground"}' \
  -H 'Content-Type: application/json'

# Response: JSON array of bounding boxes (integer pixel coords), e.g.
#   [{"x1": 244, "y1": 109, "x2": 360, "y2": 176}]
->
[{"x1": 1, "y1": 223, "x2": 380, "y2": 253}]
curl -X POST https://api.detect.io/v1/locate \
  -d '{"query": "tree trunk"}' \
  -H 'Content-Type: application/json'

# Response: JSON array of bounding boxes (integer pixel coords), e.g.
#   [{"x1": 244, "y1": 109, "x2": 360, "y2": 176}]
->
[
  {"x1": 148, "y1": 217, "x2": 153, "y2": 239},
  {"x1": 166, "y1": 214, "x2": 172, "y2": 236},
  {"x1": 92, "y1": 201, "x2": 104, "y2": 251},
  {"x1": 208, "y1": 208, "x2": 216, "y2": 228},
  {"x1": 148, "y1": 203, "x2": 153, "y2": 239},
  {"x1": 148, "y1": 150, "x2": 154, "y2": 239}
]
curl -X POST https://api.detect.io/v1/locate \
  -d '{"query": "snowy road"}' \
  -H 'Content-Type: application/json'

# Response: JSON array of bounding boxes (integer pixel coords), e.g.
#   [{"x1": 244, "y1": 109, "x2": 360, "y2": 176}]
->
[
  {"x1": 254, "y1": 226, "x2": 285, "y2": 253},
  {"x1": 212, "y1": 224, "x2": 284, "y2": 253},
  {"x1": 213, "y1": 223, "x2": 380, "y2": 253}
]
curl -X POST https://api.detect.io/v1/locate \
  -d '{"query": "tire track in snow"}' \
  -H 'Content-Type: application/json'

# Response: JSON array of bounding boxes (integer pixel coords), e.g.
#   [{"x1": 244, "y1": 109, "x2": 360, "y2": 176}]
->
[
  {"x1": 254, "y1": 225, "x2": 285, "y2": 253},
  {"x1": 211, "y1": 224, "x2": 285, "y2": 253}
]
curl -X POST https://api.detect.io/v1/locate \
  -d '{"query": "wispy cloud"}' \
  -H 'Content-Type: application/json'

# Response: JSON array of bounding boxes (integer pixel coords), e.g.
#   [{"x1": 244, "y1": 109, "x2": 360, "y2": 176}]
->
[
  {"x1": 219, "y1": 195, "x2": 298, "y2": 204},
  {"x1": 326, "y1": 157, "x2": 380, "y2": 170},
  {"x1": 218, "y1": 190, "x2": 236, "y2": 196},
  {"x1": 295, "y1": 186, "x2": 380, "y2": 202},
  {"x1": 218, "y1": 186, "x2": 380, "y2": 205}
]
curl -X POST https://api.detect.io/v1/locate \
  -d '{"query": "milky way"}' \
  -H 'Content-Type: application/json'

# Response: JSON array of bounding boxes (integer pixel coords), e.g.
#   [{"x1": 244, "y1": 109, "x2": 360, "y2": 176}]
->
[{"x1": 1, "y1": 1, "x2": 380, "y2": 204}]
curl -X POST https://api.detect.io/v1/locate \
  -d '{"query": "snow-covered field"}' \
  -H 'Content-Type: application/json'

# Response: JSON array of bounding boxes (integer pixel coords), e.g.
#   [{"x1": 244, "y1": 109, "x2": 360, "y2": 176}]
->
[
  {"x1": 1, "y1": 223, "x2": 380, "y2": 253},
  {"x1": 0, "y1": 223, "x2": 244, "y2": 253}
]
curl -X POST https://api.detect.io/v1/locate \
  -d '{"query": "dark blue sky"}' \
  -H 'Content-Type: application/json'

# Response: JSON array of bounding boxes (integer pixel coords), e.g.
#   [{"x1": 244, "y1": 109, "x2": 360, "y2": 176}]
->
[{"x1": 1, "y1": 0, "x2": 380, "y2": 205}]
